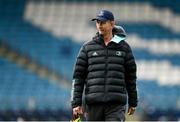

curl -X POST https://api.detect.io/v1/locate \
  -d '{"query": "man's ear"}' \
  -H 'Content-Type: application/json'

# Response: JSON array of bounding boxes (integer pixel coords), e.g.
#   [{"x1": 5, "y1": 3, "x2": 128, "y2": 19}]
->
[{"x1": 111, "y1": 21, "x2": 115, "y2": 27}]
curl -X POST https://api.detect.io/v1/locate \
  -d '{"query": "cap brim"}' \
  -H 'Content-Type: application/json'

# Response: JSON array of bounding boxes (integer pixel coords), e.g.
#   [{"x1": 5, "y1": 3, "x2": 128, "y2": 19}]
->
[
  {"x1": 91, "y1": 16, "x2": 108, "y2": 21},
  {"x1": 91, "y1": 18, "x2": 97, "y2": 21}
]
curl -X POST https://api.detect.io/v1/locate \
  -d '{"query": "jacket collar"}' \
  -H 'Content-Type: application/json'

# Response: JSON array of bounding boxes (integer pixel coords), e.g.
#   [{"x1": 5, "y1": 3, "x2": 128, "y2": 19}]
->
[
  {"x1": 110, "y1": 35, "x2": 125, "y2": 44},
  {"x1": 93, "y1": 32, "x2": 126, "y2": 45},
  {"x1": 92, "y1": 32, "x2": 104, "y2": 45}
]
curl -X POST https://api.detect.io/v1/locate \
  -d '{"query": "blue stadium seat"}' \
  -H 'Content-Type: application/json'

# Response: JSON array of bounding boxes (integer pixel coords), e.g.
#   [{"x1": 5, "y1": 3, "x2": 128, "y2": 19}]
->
[
  {"x1": 0, "y1": 0, "x2": 180, "y2": 120},
  {"x1": 0, "y1": 58, "x2": 70, "y2": 111}
]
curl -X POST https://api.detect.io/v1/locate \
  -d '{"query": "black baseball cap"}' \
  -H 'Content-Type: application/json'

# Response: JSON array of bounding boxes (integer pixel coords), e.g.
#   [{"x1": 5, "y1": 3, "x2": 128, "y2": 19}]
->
[{"x1": 91, "y1": 10, "x2": 114, "y2": 21}]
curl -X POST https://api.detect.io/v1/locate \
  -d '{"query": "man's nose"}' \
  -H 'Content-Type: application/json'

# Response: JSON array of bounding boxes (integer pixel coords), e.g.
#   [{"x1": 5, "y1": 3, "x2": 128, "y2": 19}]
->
[{"x1": 98, "y1": 23, "x2": 103, "y2": 27}]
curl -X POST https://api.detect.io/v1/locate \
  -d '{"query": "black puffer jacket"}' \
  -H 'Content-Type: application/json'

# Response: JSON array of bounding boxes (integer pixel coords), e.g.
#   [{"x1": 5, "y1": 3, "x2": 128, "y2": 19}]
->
[{"x1": 71, "y1": 26, "x2": 137, "y2": 108}]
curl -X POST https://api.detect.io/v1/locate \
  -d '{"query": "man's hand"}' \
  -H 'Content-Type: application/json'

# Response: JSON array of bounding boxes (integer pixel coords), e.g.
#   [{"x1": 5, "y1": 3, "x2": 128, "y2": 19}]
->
[
  {"x1": 127, "y1": 106, "x2": 136, "y2": 115},
  {"x1": 72, "y1": 106, "x2": 83, "y2": 119}
]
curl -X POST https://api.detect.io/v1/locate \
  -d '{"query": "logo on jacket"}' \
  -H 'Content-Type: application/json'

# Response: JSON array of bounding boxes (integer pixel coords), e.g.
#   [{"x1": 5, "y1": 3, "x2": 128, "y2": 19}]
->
[
  {"x1": 92, "y1": 52, "x2": 98, "y2": 56},
  {"x1": 116, "y1": 51, "x2": 122, "y2": 56}
]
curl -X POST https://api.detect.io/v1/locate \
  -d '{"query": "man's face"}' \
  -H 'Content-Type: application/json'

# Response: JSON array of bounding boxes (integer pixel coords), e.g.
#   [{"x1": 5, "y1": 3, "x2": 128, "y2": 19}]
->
[{"x1": 96, "y1": 20, "x2": 114, "y2": 35}]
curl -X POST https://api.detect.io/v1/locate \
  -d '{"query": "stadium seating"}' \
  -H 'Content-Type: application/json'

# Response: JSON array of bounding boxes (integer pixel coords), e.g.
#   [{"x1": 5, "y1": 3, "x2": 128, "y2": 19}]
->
[
  {"x1": 0, "y1": 57, "x2": 70, "y2": 109},
  {"x1": 0, "y1": 58, "x2": 71, "y2": 120},
  {"x1": 0, "y1": 0, "x2": 180, "y2": 121}
]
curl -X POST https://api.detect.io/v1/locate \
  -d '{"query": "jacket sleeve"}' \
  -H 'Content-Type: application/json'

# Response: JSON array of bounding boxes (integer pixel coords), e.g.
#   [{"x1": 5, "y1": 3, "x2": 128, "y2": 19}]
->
[
  {"x1": 124, "y1": 42, "x2": 138, "y2": 107},
  {"x1": 71, "y1": 45, "x2": 88, "y2": 108}
]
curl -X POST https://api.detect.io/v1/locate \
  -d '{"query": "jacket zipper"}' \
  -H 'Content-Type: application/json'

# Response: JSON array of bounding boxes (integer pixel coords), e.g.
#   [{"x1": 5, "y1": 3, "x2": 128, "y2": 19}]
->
[{"x1": 104, "y1": 45, "x2": 108, "y2": 101}]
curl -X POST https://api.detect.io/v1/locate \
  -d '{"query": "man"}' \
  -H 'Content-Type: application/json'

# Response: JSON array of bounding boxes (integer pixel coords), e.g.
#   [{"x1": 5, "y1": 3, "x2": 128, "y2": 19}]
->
[{"x1": 71, "y1": 10, "x2": 138, "y2": 121}]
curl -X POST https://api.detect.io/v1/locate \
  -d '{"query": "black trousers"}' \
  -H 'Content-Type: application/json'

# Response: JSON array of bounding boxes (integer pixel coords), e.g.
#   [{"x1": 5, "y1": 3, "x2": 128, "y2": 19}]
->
[{"x1": 86, "y1": 103, "x2": 126, "y2": 121}]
